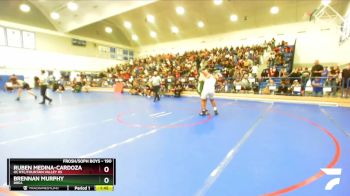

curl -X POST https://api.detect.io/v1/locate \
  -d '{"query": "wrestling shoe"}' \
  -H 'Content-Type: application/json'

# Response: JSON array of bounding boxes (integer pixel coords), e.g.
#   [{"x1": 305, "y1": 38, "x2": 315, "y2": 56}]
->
[
  {"x1": 214, "y1": 110, "x2": 219, "y2": 115},
  {"x1": 199, "y1": 110, "x2": 209, "y2": 116}
]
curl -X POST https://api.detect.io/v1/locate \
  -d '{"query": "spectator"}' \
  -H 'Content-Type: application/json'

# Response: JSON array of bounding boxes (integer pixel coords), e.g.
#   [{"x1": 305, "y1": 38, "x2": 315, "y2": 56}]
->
[
  {"x1": 267, "y1": 78, "x2": 276, "y2": 95},
  {"x1": 268, "y1": 66, "x2": 279, "y2": 78},
  {"x1": 311, "y1": 60, "x2": 323, "y2": 78},
  {"x1": 301, "y1": 67, "x2": 310, "y2": 91},
  {"x1": 82, "y1": 81, "x2": 91, "y2": 93},
  {"x1": 277, "y1": 80, "x2": 290, "y2": 95},
  {"x1": 241, "y1": 74, "x2": 251, "y2": 93},
  {"x1": 322, "y1": 66, "x2": 329, "y2": 78},
  {"x1": 328, "y1": 66, "x2": 337, "y2": 96},
  {"x1": 251, "y1": 64, "x2": 259, "y2": 78},
  {"x1": 288, "y1": 68, "x2": 301, "y2": 83},
  {"x1": 312, "y1": 77, "x2": 323, "y2": 97},
  {"x1": 56, "y1": 84, "x2": 65, "y2": 93},
  {"x1": 174, "y1": 81, "x2": 183, "y2": 97},
  {"x1": 291, "y1": 80, "x2": 301, "y2": 95},
  {"x1": 342, "y1": 63, "x2": 350, "y2": 90}
]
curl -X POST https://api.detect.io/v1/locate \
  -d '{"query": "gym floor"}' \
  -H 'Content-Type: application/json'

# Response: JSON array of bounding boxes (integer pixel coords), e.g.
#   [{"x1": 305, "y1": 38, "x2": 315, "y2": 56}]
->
[{"x1": 0, "y1": 90, "x2": 349, "y2": 196}]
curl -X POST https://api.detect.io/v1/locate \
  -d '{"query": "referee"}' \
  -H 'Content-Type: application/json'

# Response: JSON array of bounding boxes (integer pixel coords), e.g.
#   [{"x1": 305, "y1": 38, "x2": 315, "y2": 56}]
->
[
  {"x1": 38, "y1": 70, "x2": 52, "y2": 104},
  {"x1": 150, "y1": 71, "x2": 161, "y2": 102}
]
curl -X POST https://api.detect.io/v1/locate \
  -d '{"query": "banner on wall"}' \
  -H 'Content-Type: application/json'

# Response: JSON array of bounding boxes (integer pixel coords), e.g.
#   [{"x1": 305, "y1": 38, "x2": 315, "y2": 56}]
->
[
  {"x1": 22, "y1": 31, "x2": 35, "y2": 49},
  {"x1": 6, "y1": 28, "x2": 22, "y2": 48}
]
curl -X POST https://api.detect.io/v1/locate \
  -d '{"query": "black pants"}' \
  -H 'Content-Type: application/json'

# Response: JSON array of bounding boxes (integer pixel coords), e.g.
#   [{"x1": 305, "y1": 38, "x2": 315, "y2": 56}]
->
[
  {"x1": 40, "y1": 85, "x2": 52, "y2": 103},
  {"x1": 153, "y1": 85, "x2": 160, "y2": 101}
]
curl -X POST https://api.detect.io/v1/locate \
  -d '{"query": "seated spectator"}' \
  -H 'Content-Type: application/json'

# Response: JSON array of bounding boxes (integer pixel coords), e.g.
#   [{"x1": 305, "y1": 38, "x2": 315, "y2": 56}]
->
[
  {"x1": 143, "y1": 85, "x2": 152, "y2": 97},
  {"x1": 159, "y1": 83, "x2": 167, "y2": 96},
  {"x1": 252, "y1": 82, "x2": 260, "y2": 94},
  {"x1": 56, "y1": 84, "x2": 65, "y2": 93},
  {"x1": 312, "y1": 77, "x2": 323, "y2": 97},
  {"x1": 174, "y1": 82, "x2": 183, "y2": 97},
  {"x1": 82, "y1": 81, "x2": 91, "y2": 93},
  {"x1": 277, "y1": 81, "x2": 290, "y2": 95},
  {"x1": 224, "y1": 80, "x2": 233, "y2": 93},
  {"x1": 266, "y1": 78, "x2": 276, "y2": 95},
  {"x1": 233, "y1": 79, "x2": 242, "y2": 93},
  {"x1": 72, "y1": 83, "x2": 82, "y2": 93},
  {"x1": 241, "y1": 74, "x2": 251, "y2": 93},
  {"x1": 268, "y1": 66, "x2": 279, "y2": 78},
  {"x1": 323, "y1": 78, "x2": 334, "y2": 96},
  {"x1": 260, "y1": 68, "x2": 269, "y2": 82},
  {"x1": 291, "y1": 80, "x2": 301, "y2": 95},
  {"x1": 251, "y1": 64, "x2": 258, "y2": 78},
  {"x1": 165, "y1": 85, "x2": 175, "y2": 97}
]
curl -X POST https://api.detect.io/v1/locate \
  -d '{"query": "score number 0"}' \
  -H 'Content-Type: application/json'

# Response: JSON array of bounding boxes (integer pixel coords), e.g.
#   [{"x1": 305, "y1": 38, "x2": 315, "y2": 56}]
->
[{"x1": 104, "y1": 166, "x2": 110, "y2": 184}]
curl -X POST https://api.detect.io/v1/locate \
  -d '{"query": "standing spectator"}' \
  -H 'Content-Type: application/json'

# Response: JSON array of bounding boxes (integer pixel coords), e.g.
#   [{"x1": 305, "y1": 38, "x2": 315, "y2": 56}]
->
[
  {"x1": 301, "y1": 67, "x2": 310, "y2": 91},
  {"x1": 328, "y1": 66, "x2": 337, "y2": 96},
  {"x1": 288, "y1": 68, "x2": 301, "y2": 83},
  {"x1": 322, "y1": 66, "x2": 329, "y2": 78},
  {"x1": 311, "y1": 60, "x2": 324, "y2": 78},
  {"x1": 342, "y1": 63, "x2": 350, "y2": 95}
]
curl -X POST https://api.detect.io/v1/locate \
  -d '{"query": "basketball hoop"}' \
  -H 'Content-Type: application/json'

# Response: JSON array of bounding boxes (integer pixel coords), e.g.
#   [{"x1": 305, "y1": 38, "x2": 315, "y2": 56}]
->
[{"x1": 309, "y1": 4, "x2": 345, "y2": 31}]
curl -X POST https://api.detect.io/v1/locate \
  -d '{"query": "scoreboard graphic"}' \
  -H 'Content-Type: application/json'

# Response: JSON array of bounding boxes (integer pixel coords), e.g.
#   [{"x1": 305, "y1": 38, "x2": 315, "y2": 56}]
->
[{"x1": 7, "y1": 158, "x2": 116, "y2": 191}]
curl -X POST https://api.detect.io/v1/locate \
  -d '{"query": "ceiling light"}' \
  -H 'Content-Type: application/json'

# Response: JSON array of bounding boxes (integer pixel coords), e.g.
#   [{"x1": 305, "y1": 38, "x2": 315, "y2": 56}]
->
[
  {"x1": 124, "y1": 21, "x2": 132, "y2": 29},
  {"x1": 214, "y1": 0, "x2": 223, "y2": 5},
  {"x1": 197, "y1": 21, "x2": 204, "y2": 28},
  {"x1": 270, "y1": 6, "x2": 279, "y2": 14},
  {"x1": 105, "y1": 27, "x2": 112, "y2": 33},
  {"x1": 50, "y1": 12, "x2": 60, "y2": 20},
  {"x1": 67, "y1": 1, "x2": 78, "y2": 11},
  {"x1": 171, "y1": 26, "x2": 179, "y2": 34},
  {"x1": 230, "y1": 14, "x2": 238, "y2": 22},
  {"x1": 146, "y1": 15, "x2": 155, "y2": 23},
  {"x1": 132, "y1": 34, "x2": 138, "y2": 41},
  {"x1": 176, "y1": 6, "x2": 185, "y2": 15},
  {"x1": 19, "y1": 4, "x2": 31, "y2": 12},
  {"x1": 150, "y1": 31, "x2": 157, "y2": 38},
  {"x1": 321, "y1": 0, "x2": 331, "y2": 6}
]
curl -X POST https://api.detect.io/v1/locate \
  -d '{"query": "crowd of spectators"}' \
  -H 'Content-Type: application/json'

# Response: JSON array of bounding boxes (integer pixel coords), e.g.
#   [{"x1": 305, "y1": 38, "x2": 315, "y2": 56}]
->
[
  {"x1": 5, "y1": 38, "x2": 350, "y2": 98},
  {"x1": 258, "y1": 60, "x2": 348, "y2": 96},
  {"x1": 78, "y1": 38, "x2": 349, "y2": 97},
  {"x1": 95, "y1": 38, "x2": 295, "y2": 97}
]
